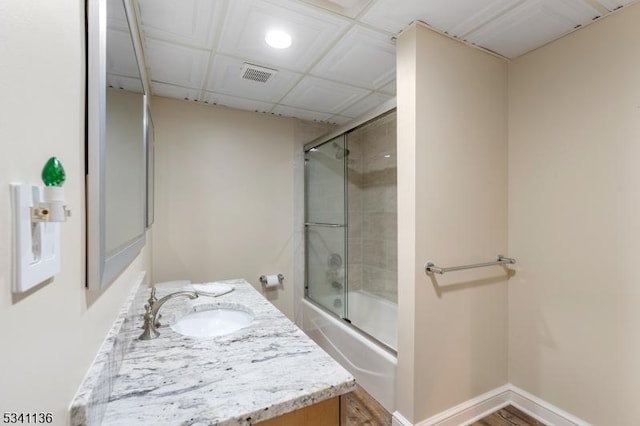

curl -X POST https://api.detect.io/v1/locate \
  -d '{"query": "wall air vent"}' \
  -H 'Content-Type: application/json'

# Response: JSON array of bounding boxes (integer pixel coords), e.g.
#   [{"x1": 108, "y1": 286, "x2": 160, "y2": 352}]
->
[{"x1": 241, "y1": 63, "x2": 278, "y2": 83}]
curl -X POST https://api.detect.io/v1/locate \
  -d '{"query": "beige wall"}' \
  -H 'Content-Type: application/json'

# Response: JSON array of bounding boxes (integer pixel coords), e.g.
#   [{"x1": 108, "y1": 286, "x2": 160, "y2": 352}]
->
[
  {"x1": 0, "y1": 0, "x2": 151, "y2": 424},
  {"x1": 396, "y1": 23, "x2": 509, "y2": 423},
  {"x1": 151, "y1": 97, "x2": 326, "y2": 320},
  {"x1": 508, "y1": 4, "x2": 640, "y2": 424}
]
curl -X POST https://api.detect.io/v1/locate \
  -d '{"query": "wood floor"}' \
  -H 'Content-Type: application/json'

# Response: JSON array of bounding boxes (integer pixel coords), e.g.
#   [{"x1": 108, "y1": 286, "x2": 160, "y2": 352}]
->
[
  {"x1": 340, "y1": 386, "x2": 546, "y2": 426},
  {"x1": 341, "y1": 385, "x2": 392, "y2": 426},
  {"x1": 470, "y1": 405, "x2": 546, "y2": 426}
]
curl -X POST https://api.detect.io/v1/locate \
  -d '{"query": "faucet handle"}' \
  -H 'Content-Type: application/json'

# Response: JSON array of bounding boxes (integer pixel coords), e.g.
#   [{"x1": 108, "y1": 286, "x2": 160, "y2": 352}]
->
[
  {"x1": 147, "y1": 288, "x2": 162, "y2": 327},
  {"x1": 148, "y1": 287, "x2": 158, "y2": 306},
  {"x1": 139, "y1": 304, "x2": 160, "y2": 340}
]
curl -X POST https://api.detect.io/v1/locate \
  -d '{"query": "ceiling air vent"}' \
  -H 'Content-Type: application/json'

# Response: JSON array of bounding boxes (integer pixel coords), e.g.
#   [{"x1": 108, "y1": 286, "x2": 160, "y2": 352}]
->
[{"x1": 241, "y1": 63, "x2": 278, "y2": 83}]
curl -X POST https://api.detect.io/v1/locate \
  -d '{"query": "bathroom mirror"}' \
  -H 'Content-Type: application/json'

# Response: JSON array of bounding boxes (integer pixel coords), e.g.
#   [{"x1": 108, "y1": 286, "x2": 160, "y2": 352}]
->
[{"x1": 87, "y1": 0, "x2": 148, "y2": 289}]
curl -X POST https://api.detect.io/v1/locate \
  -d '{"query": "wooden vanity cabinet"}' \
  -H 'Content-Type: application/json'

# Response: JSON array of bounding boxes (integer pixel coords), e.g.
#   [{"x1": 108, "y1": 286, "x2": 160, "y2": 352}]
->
[{"x1": 256, "y1": 396, "x2": 339, "y2": 426}]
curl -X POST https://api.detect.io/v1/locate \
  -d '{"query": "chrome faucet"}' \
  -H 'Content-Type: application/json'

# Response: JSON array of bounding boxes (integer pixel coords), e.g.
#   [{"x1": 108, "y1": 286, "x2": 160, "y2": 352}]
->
[{"x1": 139, "y1": 288, "x2": 199, "y2": 340}]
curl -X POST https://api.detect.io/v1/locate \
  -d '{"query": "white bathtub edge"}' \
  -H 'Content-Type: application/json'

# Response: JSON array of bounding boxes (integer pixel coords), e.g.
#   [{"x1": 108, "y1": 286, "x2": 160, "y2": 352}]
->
[{"x1": 301, "y1": 298, "x2": 397, "y2": 413}]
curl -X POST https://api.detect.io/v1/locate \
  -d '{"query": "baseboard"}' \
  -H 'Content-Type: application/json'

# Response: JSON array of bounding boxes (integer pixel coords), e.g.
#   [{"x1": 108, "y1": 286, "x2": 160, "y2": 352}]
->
[
  {"x1": 391, "y1": 384, "x2": 589, "y2": 426},
  {"x1": 507, "y1": 385, "x2": 590, "y2": 426},
  {"x1": 392, "y1": 385, "x2": 510, "y2": 426},
  {"x1": 392, "y1": 411, "x2": 412, "y2": 426}
]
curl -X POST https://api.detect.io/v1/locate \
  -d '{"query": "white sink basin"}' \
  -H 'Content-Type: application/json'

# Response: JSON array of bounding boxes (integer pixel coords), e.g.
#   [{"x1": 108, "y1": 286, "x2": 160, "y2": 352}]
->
[{"x1": 171, "y1": 307, "x2": 254, "y2": 338}]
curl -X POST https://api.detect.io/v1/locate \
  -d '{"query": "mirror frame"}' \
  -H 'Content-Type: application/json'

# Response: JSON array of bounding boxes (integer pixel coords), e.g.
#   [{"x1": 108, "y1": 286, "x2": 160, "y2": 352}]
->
[
  {"x1": 87, "y1": 0, "x2": 149, "y2": 289},
  {"x1": 146, "y1": 105, "x2": 155, "y2": 228}
]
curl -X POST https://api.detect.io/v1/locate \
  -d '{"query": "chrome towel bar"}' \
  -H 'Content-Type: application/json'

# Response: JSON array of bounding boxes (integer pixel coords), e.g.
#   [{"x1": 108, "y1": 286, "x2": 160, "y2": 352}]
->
[
  {"x1": 304, "y1": 222, "x2": 346, "y2": 228},
  {"x1": 425, "y1": 255, "x2": 516, "y2": 275}
]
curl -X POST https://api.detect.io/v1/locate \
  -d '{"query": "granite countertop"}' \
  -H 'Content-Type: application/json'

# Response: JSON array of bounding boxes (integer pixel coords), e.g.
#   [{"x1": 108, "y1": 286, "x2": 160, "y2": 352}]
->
[{"x1": 95, "y1": 279, "x2": 355, "y2": 425}]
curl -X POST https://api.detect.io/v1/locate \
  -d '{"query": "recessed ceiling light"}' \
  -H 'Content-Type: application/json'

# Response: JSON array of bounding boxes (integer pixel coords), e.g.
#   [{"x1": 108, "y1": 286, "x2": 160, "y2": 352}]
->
[{"x1": 265, "y1": 30, "x2": 292, "y2": 49}]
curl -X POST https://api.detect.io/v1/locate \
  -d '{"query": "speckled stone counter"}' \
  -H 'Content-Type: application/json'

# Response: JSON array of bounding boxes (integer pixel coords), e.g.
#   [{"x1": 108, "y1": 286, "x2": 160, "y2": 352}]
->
[{"x1": 71, "y1": 279, "x2": 355, "y2": 425}]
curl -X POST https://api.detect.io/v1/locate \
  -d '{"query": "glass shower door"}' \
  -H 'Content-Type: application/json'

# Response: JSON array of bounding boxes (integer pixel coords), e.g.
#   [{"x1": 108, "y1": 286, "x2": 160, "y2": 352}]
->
[{"x1": 305, "y1": 135, "x2": 347, "y2": 318}]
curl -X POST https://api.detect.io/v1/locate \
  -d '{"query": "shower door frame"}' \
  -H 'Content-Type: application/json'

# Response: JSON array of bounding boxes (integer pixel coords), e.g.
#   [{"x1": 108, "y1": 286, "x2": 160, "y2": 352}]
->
[{"x1": 304, "y1": 133, "x2": 349, "y2": 320}]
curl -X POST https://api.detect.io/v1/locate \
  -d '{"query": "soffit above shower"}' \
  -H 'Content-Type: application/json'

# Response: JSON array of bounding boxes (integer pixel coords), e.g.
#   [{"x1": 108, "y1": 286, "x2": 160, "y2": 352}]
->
[{"x1": 133, "y1": 0, "x2": 638, "y2": 124}]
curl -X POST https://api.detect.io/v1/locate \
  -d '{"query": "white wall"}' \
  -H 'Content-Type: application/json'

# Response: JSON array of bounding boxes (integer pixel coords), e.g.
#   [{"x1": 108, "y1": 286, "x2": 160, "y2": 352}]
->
[
  {"x1": 396, "y1": 23, "x2": 509, "y2": 423},
  {"x1": 150, "y1": 96, "x2": 330, "y2": 320},
  {"x1": 0, "y1": 0, "x2": 151, "y2": 424},
  {"x1": 508, "y1": 4, "x2": 640, "y2": 424}
]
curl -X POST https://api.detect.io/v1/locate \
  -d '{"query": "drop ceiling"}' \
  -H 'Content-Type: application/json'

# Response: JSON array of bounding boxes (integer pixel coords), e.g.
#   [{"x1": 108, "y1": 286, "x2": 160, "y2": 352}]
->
[{"x1": 124, "y1": 0, "x2": 636, "y2": 124}]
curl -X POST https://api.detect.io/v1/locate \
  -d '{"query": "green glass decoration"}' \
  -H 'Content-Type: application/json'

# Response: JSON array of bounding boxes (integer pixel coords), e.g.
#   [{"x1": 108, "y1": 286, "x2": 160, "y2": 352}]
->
[{"x1": 41, "y1": 157, "x2": 66, "y2": 187}]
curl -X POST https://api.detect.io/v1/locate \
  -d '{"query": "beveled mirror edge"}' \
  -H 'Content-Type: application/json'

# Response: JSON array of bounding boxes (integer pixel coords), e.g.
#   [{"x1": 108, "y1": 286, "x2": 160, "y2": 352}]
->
[{"x1": 125, "y1": 0, "x2": 151, "y2": 96}]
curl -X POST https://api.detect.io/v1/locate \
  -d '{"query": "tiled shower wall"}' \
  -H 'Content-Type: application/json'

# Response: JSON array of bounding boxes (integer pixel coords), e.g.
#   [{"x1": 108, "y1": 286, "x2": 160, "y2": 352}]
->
[{"x1": 347, "y1": 111, "x2": 397, "y2": 303}]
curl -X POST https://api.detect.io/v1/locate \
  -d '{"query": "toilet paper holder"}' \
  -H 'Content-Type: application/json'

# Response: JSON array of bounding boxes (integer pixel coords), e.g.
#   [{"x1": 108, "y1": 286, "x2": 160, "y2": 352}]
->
[{"x1": 259, "y1": 274, "x2": 284, "y2": 287}]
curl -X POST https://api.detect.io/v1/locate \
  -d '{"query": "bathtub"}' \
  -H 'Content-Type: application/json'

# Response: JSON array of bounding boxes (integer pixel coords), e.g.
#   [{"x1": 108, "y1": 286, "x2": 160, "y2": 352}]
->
[{"x1": 301, "y1": 290, "x2": 397, "y2": 412}]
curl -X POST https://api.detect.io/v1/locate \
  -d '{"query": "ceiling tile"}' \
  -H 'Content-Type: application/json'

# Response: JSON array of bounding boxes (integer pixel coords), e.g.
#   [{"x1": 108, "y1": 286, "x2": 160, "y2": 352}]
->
[
  {"x1": 138, "y1": 0, "x2": 224, "y2": 48},
  {"x1": 539, "y1": 0, "x2": 601, "y2": 23},
  {"x1": 328, "y1": 115, "x2": 354, "y2": 125},
  {"x1": 145, "y1": 39, "x2": 210, "y2": 88},
  {"x1": 106, "y1": 75, "x2": 144, "y2": 93},
  {"x1": 151, "y1": 81, "x2": 200, "y2": 101},
  {"x1": 447, "y1": 0, "x2": 523, "y2": 37},
  {"x1": 338, "y1": 92, "x2": 393, "y2": 118},
  {"x1": 594, "y1": 0, "x2": 636, "y2": 11},
  {"x1": 466, "y1": 0, "x2": 601, "y2": 58},
  {"x1": 379, "y1": 80, "x2": 396, "y2": 95},
  {"x1": 310, "y1": 26, "x2": 396, "y2": 90},
  {"x1": 281, "y1": 76, "x2": 370, "y2": 114},
  {"x1": 271, "y1": 105, "x2": 333, "y2": 122},
  {"x1": 107, "y1": 28, "x2": 141, "y2": 79},
  {"x1": 152, "y1": 82, "x2": 200, "y2": 101},
  {"x1": 216, "y1": 0, "x2": 351, "y2": 72},
  {"x1": 297, "y1": 0, "x2": 374, "y2": 18},
  {"x1": 201, "y1": 92, "x2": 276, "y2": 113},
  {"x1": 107, "y1": 0, "x2": 128, "y2": 32},
  {"x1": 205, "y1": 54, "x2": 302, "y2": 103},
  {"x1": 361, "y1": 0, "x2": 521, "y2": 36}
]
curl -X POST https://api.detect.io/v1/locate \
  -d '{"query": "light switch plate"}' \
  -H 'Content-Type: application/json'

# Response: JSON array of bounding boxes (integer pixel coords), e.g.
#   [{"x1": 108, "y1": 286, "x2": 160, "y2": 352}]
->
[{"x1": 11, "y1": 183, "x2": 60, "y2": 293}]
